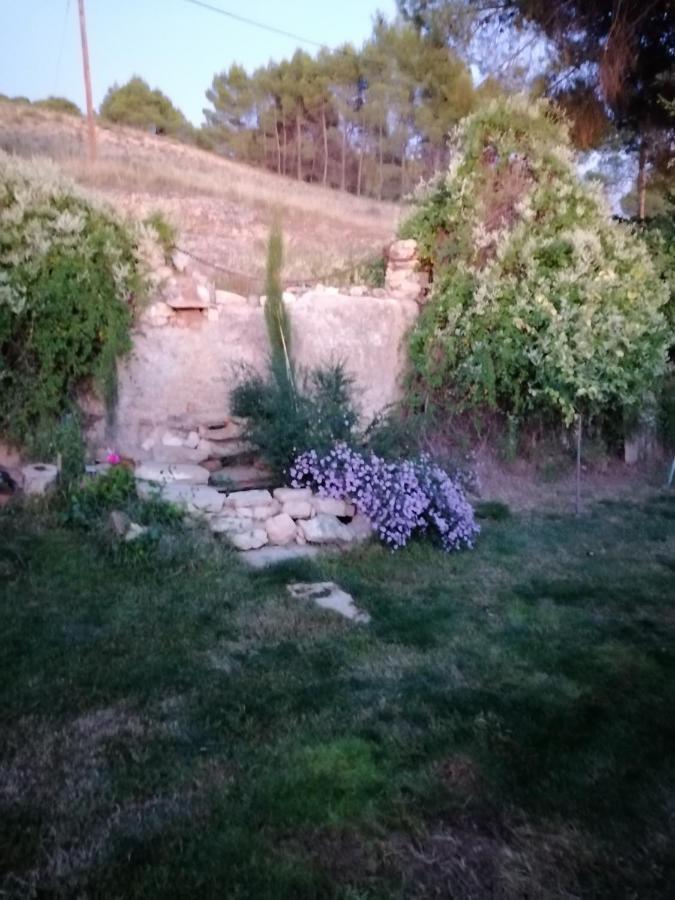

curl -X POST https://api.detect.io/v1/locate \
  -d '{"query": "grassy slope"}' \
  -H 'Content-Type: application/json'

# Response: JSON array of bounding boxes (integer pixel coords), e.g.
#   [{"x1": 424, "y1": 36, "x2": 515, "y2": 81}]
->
[
  {"x1": 0, "y1": 102, "x2": 400, "y2": 288},
  {"x1": 1, "y1": 493, "x2": 674, "y2": 898}
]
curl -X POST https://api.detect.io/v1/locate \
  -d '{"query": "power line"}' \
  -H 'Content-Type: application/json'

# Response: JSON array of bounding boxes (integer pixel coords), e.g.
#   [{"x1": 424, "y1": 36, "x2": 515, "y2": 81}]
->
[{"x1": 182, "y1": 0, "x2": 326, "y2": 49}]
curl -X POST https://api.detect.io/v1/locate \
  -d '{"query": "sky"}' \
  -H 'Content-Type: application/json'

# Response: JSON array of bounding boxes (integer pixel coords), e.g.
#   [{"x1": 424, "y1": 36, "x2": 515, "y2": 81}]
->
[{"x1": 0, "y1": 0, "x2": 398, "y2": 124}]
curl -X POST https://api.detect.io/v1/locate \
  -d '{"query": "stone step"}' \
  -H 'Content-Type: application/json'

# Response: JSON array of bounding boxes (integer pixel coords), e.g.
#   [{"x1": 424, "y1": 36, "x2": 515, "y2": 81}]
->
[{"x1": 208, "y1": 464, "x2": 276, "y2": 492}]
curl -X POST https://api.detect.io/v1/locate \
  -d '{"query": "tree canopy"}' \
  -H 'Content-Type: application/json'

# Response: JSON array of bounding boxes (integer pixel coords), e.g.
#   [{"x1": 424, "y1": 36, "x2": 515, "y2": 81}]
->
[{"x1": 100, "y1": 77, "x2": 190, "y2": 136}]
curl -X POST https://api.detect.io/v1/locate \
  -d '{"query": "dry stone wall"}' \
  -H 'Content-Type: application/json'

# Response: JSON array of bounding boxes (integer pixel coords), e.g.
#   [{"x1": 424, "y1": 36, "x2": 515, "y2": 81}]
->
[{"x1": 86, "y1": 241, "x2": 427, "y2": 465}]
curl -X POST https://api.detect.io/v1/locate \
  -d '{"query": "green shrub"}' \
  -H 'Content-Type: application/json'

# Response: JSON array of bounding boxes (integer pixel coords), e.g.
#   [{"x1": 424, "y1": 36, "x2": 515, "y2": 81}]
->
[
  {"x1": 231, "y1": 363, "x2": 358, "y2": 480},
  {"x1": 0, "y1": 152, "x2": 152, "y2": 447},
  {"x1": 402, "y1": 96, "x2": 672, "y2": 429},
  {"x1": 144, "y1": 211, "x2": 177, "y2": 259},
  {"x1": 66, "y1": 465, "x2": 137, "y2": 525}
]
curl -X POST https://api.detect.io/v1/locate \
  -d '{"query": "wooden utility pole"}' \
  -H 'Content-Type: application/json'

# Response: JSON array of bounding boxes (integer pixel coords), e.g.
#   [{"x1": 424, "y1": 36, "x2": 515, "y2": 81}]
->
[{"x1": 78, "y1": 0, "x2": 97, "y2": 163}]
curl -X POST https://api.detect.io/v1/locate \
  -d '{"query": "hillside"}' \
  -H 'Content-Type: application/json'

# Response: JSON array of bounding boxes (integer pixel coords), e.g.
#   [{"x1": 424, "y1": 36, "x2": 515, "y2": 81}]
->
[{"x1": 0, "y1": 101, "x2": 402, "y2": 291}]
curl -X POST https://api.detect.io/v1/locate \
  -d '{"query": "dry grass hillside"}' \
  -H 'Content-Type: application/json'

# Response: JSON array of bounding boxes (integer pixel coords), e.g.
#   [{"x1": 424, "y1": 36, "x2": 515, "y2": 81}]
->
[{"x1": 0, "y1": 101, "x2": 402, "y2": 290}]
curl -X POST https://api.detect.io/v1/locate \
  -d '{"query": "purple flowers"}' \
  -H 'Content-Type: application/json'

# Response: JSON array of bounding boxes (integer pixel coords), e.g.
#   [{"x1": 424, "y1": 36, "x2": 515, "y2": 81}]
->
[{"x1": 290, "y1": 443, "x2": 480, "y2": 551}]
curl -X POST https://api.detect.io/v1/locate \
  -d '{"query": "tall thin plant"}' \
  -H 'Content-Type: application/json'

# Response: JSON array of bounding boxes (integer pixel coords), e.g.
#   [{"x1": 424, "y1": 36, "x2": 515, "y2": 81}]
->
[{"x1": 264, "y1": 218, "x2": 295, "y2": 395}]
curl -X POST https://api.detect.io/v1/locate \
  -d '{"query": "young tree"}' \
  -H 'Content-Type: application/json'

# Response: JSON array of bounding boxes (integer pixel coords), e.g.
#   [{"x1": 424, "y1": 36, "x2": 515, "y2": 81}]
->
[{"x1": 100, "y1": 77, "x2": 189, "y2": 136}]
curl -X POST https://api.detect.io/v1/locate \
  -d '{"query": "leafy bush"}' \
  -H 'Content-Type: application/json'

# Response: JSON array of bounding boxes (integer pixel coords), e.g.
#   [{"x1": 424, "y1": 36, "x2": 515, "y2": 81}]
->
[
  {"x1": 231, "y1": 364, "x2": 358, "y2": 480},
  {"x1": 66, "y1": 465, "x2": 137, "y2": 525},
  {"x1": 100, "y1": 77, "x2": 190, "y2": 137},
  {"x1": 401, "y1": 96, "x2": 671, "y2": 428},
  {"x1": 291, "y1": 443, "x2": 479, "y2": 551},
  {"x1": 0, "y1": 152, "x2": 152, "y2": 446}
]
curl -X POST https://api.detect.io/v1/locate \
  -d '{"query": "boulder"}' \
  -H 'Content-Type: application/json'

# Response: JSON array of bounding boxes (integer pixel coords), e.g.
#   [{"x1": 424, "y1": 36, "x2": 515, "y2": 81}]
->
[
  {"x1": 209, "y1": 515, "x2": 250, "y2": 535},
  {"x1": 299, "y1": 514, "x2": 353, "y2": 545},
  {"x1": 388, "y1": 239, "x2": 417, "y2": 262},
  {"x1": 109, "y1": 510, "x2": 131, "y2": 537},
  {"x1": 229, "y1": 489, "x2": 273, "y2": 509},
  {"x1": 172, "y1": 250, "x2": 190, "y2": 272},
  {"x1": 265, "y1": 513, "x2": 297, "y2": 546},
  {"x1": 312, "y1": 497, "x2": 355, "y2": 518},
  {"x1": 273, "y1": 486, "x2": 313, "y2": 503},
  {"x1": 282, "y1": 500, "x2": 313, "y2": 519},
  {"x1": 229, "y1": 528, "x2": 268, "y2": 551},
  {"x1": 199, "y1": 421, "x2": 245, "y2": 442},
  {"x1": 237, "y1": 502, "x2": 281, "y2": 521},
  {"x1": 161, "y1": 483, "x2": 225, "y2": 514},
  {"x1": 124, "y1": 522, "x2": 149, "y2": 542},
  {"x1": 135, "y1": 462, "x2": 210, "y2": 485},
  {"x1": 22, "y1": 463, "x2": 59, "y2": 496}
]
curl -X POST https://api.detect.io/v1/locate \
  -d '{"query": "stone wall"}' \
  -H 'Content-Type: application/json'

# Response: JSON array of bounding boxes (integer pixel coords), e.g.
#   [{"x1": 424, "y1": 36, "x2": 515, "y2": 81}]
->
[{"x1": 86, "y1": 241, "x2": 426, "y2": 465}]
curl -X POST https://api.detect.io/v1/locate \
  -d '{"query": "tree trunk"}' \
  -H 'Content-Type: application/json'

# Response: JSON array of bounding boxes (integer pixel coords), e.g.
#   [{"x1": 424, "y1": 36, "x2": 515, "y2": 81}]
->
[
  {"x1": 274, "y1": 119, "x2": 281, "y2": 174},
  {"x1": 357, "y1": 143, "x2": 364, "y2": 196},
  {"x1": 340, "y1": 120, "x2": 347, "y2": 192},
  {"x1": 378, "y1": 123, "x2": 383, "y2": 201},
  {"x1": 282, "y1": 117, "x2": 287, "y2": 175},
  {"x1": 322, "y1": 107, "x2": 328, "y2": 185},
  {"x1": 296, "y1": 111, "x2": 302, "y2": 181},
  {"x1": 637, "y1": 135, "x2": 648, "y2": 220}
]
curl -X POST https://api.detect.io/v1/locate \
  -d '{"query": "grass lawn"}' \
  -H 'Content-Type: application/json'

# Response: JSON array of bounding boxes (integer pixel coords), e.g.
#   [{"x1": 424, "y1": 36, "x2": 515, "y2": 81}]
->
[{"x1": 1, "y1": 492, "x2": 675, "y2": 898}]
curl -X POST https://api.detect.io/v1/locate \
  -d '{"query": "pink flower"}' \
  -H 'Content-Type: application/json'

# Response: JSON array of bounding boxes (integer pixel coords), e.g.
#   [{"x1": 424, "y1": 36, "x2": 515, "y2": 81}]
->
[{"x1": 106, "y1": 452, "x2": 121, "y2": 465}]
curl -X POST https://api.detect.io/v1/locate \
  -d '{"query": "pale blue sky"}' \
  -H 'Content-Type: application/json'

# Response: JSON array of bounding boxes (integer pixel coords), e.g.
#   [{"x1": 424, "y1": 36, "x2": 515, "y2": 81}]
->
[{"x1": 0, "y1": 0, "x2": 397, "y2": 124}]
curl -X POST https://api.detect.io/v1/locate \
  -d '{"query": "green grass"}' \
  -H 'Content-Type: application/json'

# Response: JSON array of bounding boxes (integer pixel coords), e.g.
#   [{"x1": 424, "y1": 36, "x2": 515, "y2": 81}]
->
[{"x1": 1, "y1": 493, "x2": 675, "y2": 898}]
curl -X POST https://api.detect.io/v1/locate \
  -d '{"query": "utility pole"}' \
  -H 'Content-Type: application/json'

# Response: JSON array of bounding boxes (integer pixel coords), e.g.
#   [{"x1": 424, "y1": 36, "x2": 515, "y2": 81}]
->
[{"x1": 77, "y1": 0, "x2": 97, "y2": 163}]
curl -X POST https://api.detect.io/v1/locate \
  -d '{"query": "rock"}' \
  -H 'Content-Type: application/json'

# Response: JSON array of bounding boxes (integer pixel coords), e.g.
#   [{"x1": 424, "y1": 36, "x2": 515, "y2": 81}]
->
[
  {"x1": 288, "y1": 582, "x2": 370, "y2": 624},
  {"x1": 22, "y1": 463, "x2": 59, "y2": 496},
  {"x1": 273, "y1": 486, "x2": 313, "y2": 503},
  {"x1": 215, "y1": 289, "x2": 247, "y2": 305},
  {"x1": 229, "y1": 489, "x2": 273, "y2": 509},
  {"x1": 237, "y1": 502, "x2": 281, "y2": 521},
  {"x1": 208, "y1": 465, "x2": 274, "y2": 491},
  {"x1": 161, "y1": 483, "x2": 225, "y2": 514},
  {"x1": 265, "y1": 513, "x2": 297, "y2": 546},
  {"x1": 209, "y1": 515, "x2": 250, "y2": 535},
  {"x1": 299, "y1": 514, "x2": 353, "y2": 545},
  {"x1": 109, "y1": 510, "x2": 131, "y2": 537},
  {"x1": 206, "y1": 308, "x2": 219, "y2": 322},
  {"x1": 185, "y1": 430, "x2": 200, "y2": 449},
  {"x1": 199, "y1": 421, "x2": 245, "y2": 442},
  {"x1": 312, "y1": 497, "x2": 355, "y2": 518},
  {"x1": 346, "y1": 513, "x2": 373, "y2": 544},
  {"x1": 124, "y1": 522, "x2": 149, "y2": 542},
  {"x1": 239, "y1": 545, "x2": 320, "y2": 568},
  {"x1": 200, "y1": 458, "x2": 223, "y2": 473},
  {"x1": 388, "y1": 239, "x2": 417, "y2": 262},
  {"x1": 196, "y1": 283, "x2": 212, "y2": 306},
  {"x1": 282, "y1": 500, "x2": 313, "y2": 519},
  {"x1": 162, "y1": 430, "x2": 185, "y2": 447},
  {"x1": 172, "y1": 250, "x2": 190, "y2": 272},
  {"x1": 349, "y1": 285, "x2": 368, "y2": 297},
  {"x1": 228, "y1": 528, "x2": 268, "y2": 551},
  {"x1": 141, "y1": 436, "x2": 156, "y2": 453},
  {"x1": 134, "y1": 462, "x2": 210, "y2": 485}
]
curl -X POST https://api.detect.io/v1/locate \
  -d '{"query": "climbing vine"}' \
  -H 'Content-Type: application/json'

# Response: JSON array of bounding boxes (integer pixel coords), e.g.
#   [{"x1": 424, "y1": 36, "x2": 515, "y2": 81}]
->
[{"x1": 401, "y1": 96, "x2": 671, "y2": 427}]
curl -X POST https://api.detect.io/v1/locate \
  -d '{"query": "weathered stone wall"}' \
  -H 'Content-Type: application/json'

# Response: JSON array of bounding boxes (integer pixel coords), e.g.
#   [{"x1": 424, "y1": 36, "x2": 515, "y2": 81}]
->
[{"x1": 86, "y1": 242, "x2": 425, "y2": 464}]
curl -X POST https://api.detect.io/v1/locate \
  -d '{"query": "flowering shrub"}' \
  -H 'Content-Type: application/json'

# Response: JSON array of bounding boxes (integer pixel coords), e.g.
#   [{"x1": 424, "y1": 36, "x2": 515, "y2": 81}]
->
[
  {"x1": 291, "y1": 443, "x2": 479, "y2": 551},
  {"x1": 0, "y1": 151, "x2": 155, "y2": 446},
  {"x1": 401, "y1": 96, "x2": 671, "y2": 427}
]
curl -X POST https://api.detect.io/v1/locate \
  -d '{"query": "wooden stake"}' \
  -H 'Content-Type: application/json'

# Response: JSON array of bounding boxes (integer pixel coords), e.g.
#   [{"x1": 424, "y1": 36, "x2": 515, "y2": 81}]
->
[{"x1": 78, "y1": 0, "x2": 97, "y2": 164}]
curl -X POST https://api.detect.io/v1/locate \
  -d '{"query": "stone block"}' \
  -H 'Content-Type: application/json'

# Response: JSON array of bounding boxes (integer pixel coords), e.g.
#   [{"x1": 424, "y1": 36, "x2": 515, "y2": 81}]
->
[{"x1": 265, "y1": 512, "x2": 297, "y2": 545}]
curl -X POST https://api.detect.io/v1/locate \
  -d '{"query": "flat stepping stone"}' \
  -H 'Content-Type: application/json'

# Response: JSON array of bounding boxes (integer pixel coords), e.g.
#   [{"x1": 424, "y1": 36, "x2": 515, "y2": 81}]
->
[
  {"x1": 287, "y1": 581, "x2": 370, "y2": 624},
  {"x1": 239, "y1": 545, "x2": 320, "y2": 568}
]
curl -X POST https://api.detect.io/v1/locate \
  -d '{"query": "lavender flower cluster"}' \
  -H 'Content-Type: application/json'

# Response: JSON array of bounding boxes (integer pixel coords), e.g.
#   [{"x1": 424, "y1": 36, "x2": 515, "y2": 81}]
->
[{"x1": 290, "y1": 443, "x2": 480, "y2": 551}]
